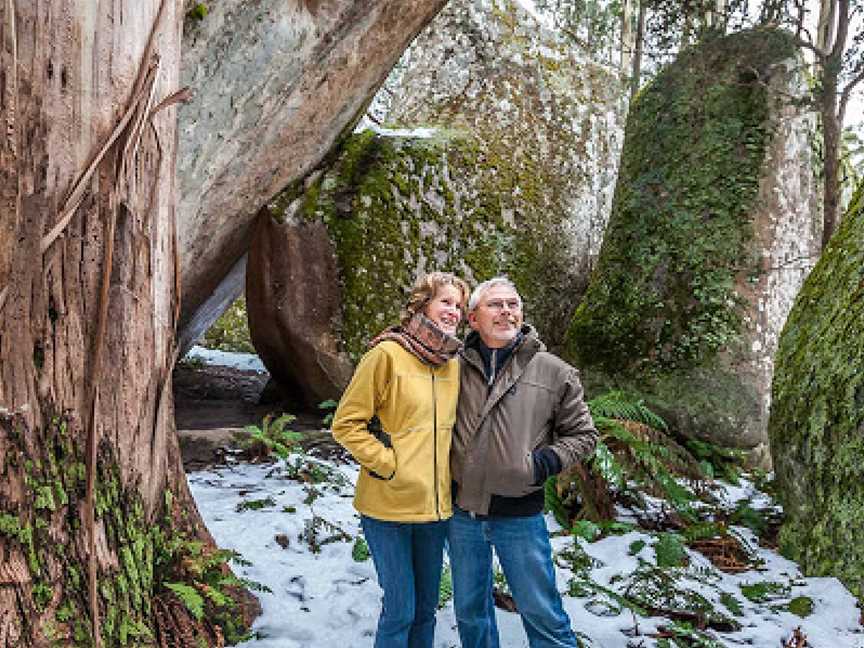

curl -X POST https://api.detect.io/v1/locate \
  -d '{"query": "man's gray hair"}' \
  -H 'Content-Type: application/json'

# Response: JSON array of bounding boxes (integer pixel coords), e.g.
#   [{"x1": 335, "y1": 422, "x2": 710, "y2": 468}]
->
[{"x1": 468, "y1": 276, "x2": 522, "y2": 312}]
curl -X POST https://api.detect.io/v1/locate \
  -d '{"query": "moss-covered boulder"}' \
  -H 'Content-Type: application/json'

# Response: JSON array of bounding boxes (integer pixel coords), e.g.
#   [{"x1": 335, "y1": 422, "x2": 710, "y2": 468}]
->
[
  {"x1": 246, "y1": 0, "x2": 627, "y2": 399},
  {"x1": 769, "y1": 187, "x2": 864, "y2": 599},
  {"x1": 565, "y1": 29, "x2": 821, "y2": 461}
]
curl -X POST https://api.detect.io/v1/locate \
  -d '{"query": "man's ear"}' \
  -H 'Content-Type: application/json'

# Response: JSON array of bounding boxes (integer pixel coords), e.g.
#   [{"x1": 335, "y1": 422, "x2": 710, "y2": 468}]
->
[{"x1": 467, "y1": 311, "x2": 479, "y2": 331}]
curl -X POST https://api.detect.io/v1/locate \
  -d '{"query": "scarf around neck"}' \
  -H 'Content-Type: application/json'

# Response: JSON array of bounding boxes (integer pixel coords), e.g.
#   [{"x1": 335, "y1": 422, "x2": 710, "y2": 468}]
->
[{"x1": 369, "y1": 312, "x2": 462, "y2": 367}]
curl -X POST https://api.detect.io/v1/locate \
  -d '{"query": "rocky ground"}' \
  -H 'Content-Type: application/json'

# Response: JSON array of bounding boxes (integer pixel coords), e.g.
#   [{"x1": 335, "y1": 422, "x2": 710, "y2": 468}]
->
[{"x1": 172, "y1": 360, "x2": 342, "y2": 470}]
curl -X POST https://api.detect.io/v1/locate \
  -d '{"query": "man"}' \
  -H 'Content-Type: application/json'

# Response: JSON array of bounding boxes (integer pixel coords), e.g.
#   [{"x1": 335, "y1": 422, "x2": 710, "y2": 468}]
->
[{"x1": 449, "y1": 276, "x2": 598, "y2": 648}]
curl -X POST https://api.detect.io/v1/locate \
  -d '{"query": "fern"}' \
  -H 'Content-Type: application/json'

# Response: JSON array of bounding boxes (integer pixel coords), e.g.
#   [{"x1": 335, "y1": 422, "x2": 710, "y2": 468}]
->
[
  {"x1": 165, "y1": 582, "x2": 205, "y2": 620},
  {"x1": 591, "y1": 440, "x2": 626, "y2": 490},
  {"x1": 242, "y1": 414, "x2": 302, "y2": 461},
  {"x1": 544, "y1": 477, "x2": 570, "y2": 529},
  {"x1": 588, "y1": 391, "x2": 668, "y2": 430}
]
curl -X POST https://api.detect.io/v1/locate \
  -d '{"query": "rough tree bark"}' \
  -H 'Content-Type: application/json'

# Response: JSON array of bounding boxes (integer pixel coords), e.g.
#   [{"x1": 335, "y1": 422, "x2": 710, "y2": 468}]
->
[{"x1": 0, "y1": 2, "x2": 249, "y2": 645}]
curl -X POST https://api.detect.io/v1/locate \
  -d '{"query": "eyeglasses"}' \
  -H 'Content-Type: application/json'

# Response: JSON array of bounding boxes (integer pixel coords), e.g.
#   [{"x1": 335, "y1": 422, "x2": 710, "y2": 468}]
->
[{"x1": 482, "y1": 298, "x2": 522, "y2": 312}]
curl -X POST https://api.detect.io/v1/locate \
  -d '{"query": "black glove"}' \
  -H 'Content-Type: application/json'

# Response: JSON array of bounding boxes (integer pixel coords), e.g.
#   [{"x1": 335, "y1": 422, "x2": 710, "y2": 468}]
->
[{"x1": 532, "y1": 447, "x2": 562, "y2": 486}]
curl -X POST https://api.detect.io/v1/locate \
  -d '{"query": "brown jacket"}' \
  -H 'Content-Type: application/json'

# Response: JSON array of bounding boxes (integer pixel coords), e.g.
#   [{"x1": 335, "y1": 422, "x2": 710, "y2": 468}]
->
[{"x1": 451, "y1": 326, "x2": 598, "y2": 515}]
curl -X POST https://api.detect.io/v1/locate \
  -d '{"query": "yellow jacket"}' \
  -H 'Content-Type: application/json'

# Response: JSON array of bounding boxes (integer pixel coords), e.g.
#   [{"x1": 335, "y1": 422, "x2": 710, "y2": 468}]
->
[{"x1": 331, "y1": 341, "x2": 459, "y2": 522}]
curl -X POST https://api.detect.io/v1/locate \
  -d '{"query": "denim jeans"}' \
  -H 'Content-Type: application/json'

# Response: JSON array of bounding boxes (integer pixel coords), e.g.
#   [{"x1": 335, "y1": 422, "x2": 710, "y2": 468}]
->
[
  {"x1": 361, "y1": 515, "x2": 449, "y2": 648},
  {"x1": 447, "y1": 507, "x2": 578, "y2": 648}
]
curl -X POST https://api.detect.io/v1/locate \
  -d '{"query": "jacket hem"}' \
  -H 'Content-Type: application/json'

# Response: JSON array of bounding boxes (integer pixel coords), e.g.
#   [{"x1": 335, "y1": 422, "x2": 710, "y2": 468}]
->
[{"x1": 355, "y1": 507, "x2": 453, "y2": 523}]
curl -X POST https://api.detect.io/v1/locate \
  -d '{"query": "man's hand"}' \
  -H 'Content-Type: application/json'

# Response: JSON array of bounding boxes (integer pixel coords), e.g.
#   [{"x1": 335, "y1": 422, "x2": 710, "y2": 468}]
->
[{"x1": 532, "y1": 447, "x2": 562, "y2": 486}]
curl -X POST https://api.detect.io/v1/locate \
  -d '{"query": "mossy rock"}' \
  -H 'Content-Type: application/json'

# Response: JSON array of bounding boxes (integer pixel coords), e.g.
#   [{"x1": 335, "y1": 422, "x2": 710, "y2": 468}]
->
[
  {"x1": 277, "y1": 129, "x2": 584, "y2": 362},
  {"x1": 565, "y1": 28, "x2": 815, "y2": 455},
  {"x1": 769, "y1": 185, "x2": 864, "y2": 600},
  {"x1": 256, "y1": 0, "x2": 627, "y2": 371}
]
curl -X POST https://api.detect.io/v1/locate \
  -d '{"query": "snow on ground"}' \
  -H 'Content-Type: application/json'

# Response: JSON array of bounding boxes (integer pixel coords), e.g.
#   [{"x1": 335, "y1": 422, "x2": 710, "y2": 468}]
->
[
  {"x1": 189, "y1": 456, "x2": 864, "y2": 648},
  {"x1": 186, "y1": 345, "x2": 267, "y2": 373}
]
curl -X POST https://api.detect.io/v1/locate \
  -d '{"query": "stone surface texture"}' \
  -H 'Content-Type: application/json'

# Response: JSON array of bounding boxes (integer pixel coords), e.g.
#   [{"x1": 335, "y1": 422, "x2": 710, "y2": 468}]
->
[
  {"x1": 769, "y1": 186, "x2": 864, "y2": 600},
  {"x1": 247, "y1": 0, "x2": 628, "y2": 399},
  {"x1": 565, "y1": 30, "x2": 821, "y2": 463},
  {"x1": 176, "y1": 0, "x2": 447, "y2": 352}
]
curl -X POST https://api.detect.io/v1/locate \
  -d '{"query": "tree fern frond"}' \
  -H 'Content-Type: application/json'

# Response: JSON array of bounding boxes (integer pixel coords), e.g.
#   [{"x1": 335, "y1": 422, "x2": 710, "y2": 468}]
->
[
  {"x1": 588, "y1": 391, "x2": 668, "y2": 430},
  {"x1": 544, "y1": 477, "x2": 570, "y2": 529},
  {"x1": 591, "y1": 440, "x2": 626, "y2": 490},
  {"x1": 164, "y1": 582, "x2": 205, "y2": 620}
]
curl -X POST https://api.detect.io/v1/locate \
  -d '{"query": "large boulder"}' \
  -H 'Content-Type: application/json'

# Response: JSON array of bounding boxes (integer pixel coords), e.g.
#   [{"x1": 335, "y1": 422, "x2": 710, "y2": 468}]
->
[
  {"x1": 565, "y1": 29, "x2": 822, "y2": 463},
  {"x1": 769, "y1": 187, "x2": 864, "y2": 599},
  {"x1": 175, "y1": 0, "x2": 448, "y2": 353},
  {"x1": 245, "y1": 0, "x2": 628, "y2": 401},
  {"x1": 246, "y1": 215, "x2": 353, "y2": 404}
]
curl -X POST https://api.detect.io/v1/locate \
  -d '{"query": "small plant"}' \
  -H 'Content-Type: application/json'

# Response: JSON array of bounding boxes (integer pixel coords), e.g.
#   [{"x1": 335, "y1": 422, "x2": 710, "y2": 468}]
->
[
  {"x1": 654, "y1": 533, "x2": 688, "y2": 568},
  {"x1": 300, "y1": 515, "x2": 352, "y2": 553},
  {"x1": 438, "y1": 565, "x2": 453, "y2": 608},
  {"x1": 318, "y1": 399, "x2": 338, "y2": 427},
  {"x1": 686, "y1": 438, "x2": 745, "y2": 483},
  {"x1": 241, "y1": 414, "x2": 302, "y2": 461},
  {"x1": 177, "y1": 354, "x2": 206, "y2": 370},
  {"x1": 572, "y1": 520, "x2": 601, "y2": 542},
  {"x1": 628, "y1": 539, "x2": 647, "y2": 555},
  {"x1": 787, "y1": 595, "x2": 814, "y2": 617},
  {"x1": 656, "y1": 620, "x2": 725, "y2": 648},
  {"x1": 351, "y1": 537, "x2": 370, "y2": 562},
  {"x1": 236, "y1": 496, "x2": 276, "y2": 512},
  {"x1": 186, "y1": 4, "x2": 209, "y2": 25},
  {"x1": 739, "y1": 580, "x2": 789, "y2": 603},
  {"x1": 719, "y1": 591, "x2": 743, "y2": 616}
]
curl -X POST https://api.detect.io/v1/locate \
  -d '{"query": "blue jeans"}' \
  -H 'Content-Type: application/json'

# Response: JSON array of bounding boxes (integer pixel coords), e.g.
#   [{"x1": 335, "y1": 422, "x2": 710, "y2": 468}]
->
[
  {"x1": 361, "y1": 515, "x2": 448, "y2": 648},
  {"x1": 447, "y1": 507, "x2": 578, "y2": 648}
]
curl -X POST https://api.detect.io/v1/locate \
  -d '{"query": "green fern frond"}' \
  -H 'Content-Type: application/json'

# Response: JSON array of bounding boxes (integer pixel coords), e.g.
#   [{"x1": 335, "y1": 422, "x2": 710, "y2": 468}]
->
[
  {"x1": 591, "y1": 440, "x2": 626, "y2": 490},
  {"x1": 588, "y1": 391, "x2": 668, "y2": 430},
  {"x1": 544, "y1": 477, "x2": 570, "y2": 529},
  {"x1": 165, "y1": 582, "x2": 204, "y2": 620}
]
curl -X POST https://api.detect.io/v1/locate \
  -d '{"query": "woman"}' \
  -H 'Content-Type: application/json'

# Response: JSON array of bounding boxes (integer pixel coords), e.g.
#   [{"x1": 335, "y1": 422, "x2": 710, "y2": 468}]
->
[{"x1": 331, "y1": 272, "x2": 469, "y2": 648}]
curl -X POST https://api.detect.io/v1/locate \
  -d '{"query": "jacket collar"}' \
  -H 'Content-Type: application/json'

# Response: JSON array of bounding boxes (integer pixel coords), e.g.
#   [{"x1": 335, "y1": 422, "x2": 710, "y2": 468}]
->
[{"x1": 461, "y1": 324, "x2": 543, "y2": 376}]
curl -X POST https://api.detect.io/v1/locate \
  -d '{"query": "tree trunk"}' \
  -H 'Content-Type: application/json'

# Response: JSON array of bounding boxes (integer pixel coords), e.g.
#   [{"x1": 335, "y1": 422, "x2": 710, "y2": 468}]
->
[
  {"x1": 818, "y1": 0, "x2": 848, "y2": 248},
  {"x1": 0, "y1": 2, "x2": 249, "y2": 645},
  {"x1": 620, "y1": 0, "x2": 634, "y2": 77},
  {"x1": 630, "y1": 0, "x2": 646, "y2": 102},
  {"x1": 821, "y1": 74, "x2": 842, "y2": 248},
  {"x1": 817, "y1": 0, "x2": 837, "y2": 53}
]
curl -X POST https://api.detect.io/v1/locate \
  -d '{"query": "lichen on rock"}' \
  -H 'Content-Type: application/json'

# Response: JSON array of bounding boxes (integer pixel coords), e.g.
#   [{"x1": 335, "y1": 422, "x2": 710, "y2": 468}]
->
[{"x1": 769, "y1": 185, "x2": 864, "y2": 600}]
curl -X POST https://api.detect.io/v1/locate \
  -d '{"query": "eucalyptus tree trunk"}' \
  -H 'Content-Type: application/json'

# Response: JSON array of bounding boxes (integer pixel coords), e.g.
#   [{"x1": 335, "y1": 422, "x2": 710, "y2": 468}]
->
[
  {"x1": 816, "y1": 0, "x2": 850, "y2": 248},
  {"x1": 620, "y1": 0, "x2": 635, "y2": 77},
  {"x1": 630, "y1": 0, "x2": 646, "y2": 102},
  {"x1": 0, "y1": 1, "x2": 235, "y2": 645}
]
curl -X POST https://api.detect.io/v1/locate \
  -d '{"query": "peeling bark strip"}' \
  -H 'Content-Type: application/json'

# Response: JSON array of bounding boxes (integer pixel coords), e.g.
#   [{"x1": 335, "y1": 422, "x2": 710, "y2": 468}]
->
[{"x1": 0, "y1": 2, "x2": 246, "y2": 645}]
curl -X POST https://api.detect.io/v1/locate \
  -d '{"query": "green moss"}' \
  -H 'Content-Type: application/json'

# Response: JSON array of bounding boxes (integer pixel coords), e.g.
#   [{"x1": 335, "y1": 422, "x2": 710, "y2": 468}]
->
[
  {"x1": 282, "y1": 124, "x2": 589, "y2": 359},
  {"x1": 186, "y1": 3, "x2": 208, "y2": 22},
  {"x1": 567, "y1": 29, "x2": 796, "y2": 376},
  {"x1": 769, "y1": 183, "x2": 864, "y2": 600}
]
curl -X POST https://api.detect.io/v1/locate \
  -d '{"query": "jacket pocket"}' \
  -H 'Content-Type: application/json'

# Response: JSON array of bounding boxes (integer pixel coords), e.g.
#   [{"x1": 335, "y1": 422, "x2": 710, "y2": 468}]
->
[
  {"x1": 487, "y1": 451, "x2": 536, "y2": 497},
  {"x1": 367, "y1": 467, "x2": 394, "y2": 481}
]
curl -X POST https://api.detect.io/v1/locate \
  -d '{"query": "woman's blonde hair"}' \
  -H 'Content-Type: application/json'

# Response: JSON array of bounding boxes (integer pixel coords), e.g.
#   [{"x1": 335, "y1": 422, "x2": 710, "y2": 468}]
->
[{"x1": 401, "y1": 272, "x2": 470, "y2": 325}]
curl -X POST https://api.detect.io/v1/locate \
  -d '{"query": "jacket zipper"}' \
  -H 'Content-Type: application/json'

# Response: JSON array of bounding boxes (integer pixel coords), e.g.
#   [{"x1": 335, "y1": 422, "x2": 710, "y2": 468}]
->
[
  {"x1": 431, "y1": 368, "x2": 440, "y2": 519},
  {"x1": 488, "y1": 349, "x2": 497, "y2": 386}
]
